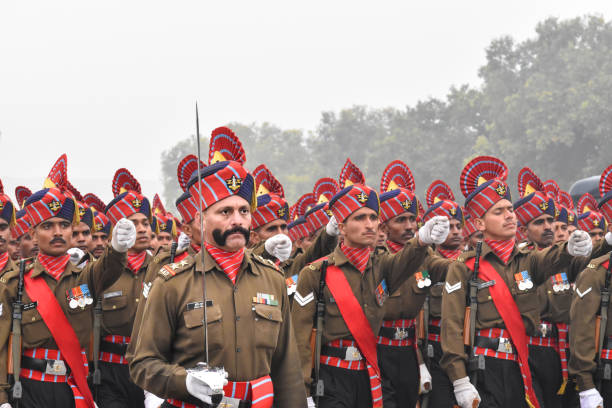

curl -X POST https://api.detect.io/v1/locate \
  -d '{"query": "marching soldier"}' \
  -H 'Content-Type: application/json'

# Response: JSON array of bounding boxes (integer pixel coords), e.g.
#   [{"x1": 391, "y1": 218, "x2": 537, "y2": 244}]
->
[
  {"x1": 577, "y1": 193, "x2": 608, "y2": 245},
  {"x1": 94, "y1": 168, "x2": 153, "y2": 408},
  {"x1": 440, "y1": 156, "x2": 594, "y2": 408},
  {"x1": 0, "y1": 154, "x2": 136, "y2": 408},
  {"x1": 83, "y1": 194, "x2": 113, "y2": 260},
  {"x1": 130, "y1": 127, "x2": 307, "y2": 407},
  {"x1": 568, "y1": 163, "x2": 612, "y2": 408},
  {"x1": 0, "y1": 180, "x2": 17, "y2": 276},
  {"x1": 463, "y1": 214, "x2": 484, "y2": 251},
  {"x1": 292, "y1": 181, "x2": 450, "y2": 408}
]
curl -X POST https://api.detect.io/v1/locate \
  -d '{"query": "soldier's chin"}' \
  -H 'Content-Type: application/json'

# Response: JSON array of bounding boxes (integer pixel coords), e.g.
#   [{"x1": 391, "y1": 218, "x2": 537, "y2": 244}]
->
[{"x1": 224, "y1": 233, "x2": 247, "y2": 251}]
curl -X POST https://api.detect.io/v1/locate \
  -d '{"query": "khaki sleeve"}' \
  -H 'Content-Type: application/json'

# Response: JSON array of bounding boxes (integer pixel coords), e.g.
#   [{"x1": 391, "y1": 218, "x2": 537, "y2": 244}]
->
[
  {"x1": 83, "y1": 245, "x2": 126, "y2": 298},
  {"x1": 528, "y1": 241, "x2": 573, "y2": 284},
  {"x1": 569, "y1": 266, "x2": 604, "y2": 391},
  {"x1": 379, "y1": 237, "x2": 429, "y2": 294},
  {"x1": 290, "y1": 265, "x2": 319, "y2": 392},
  {"x1": 440, "y1": 261, "x2": 470, "y2": 382},
  {"x1": 422, "y1": 250, "x2": 452, "y2": 284},
  {"x1": 286, "y1": 230, "x2": 337, "y2": 278},
  {"x1": 0, "y1": 281, "x2": 15, "y2": 404},
  {"x1": 270, "y1": 278, "x2": 308, "y2": 407},
  {"x1": 566, "y1": 239, "x2": 612, "y2": 281},
  {"x1": 129, "y1": 278, "x2": 190, "y2": 401}
]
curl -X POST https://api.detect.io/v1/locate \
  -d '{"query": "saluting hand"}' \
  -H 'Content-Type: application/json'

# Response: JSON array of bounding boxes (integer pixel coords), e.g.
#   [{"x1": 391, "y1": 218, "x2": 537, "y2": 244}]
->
[
  {"x1": 567, "y1": 230, "x2": 593, "y2": 257},
  {"x1": 453, "y1": 377, "x2": 480, "y2": 408},
  {"x1": 177, "y1": 232, "x2": 191, "y2": 251},
  {"x1": 111, "y1": 218, "x2": 137, "y2": 253},
  {"x1": 418, "y1": 215, "x2": 450, "y2": 245},
  {"x1": 579, "y1": 388, "x2": 603, "y2": 408},
  {"x1": 325, "y1": 215, "x2": 340, "y2": 237}
]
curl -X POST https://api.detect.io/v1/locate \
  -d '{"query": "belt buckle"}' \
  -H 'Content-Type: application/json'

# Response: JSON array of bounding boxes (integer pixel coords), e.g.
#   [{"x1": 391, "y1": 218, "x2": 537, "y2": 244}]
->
[
  {"x1": 45, "y1": 359, "x2": 67, "y2": 376},
  {"x1": 497, "y1": 337, "x2": 512, "y2": 354},
  {"x1": 218, "y1": 397, "x2": 241, "y2": 408},
  {"x1": 539, "y1": 323, "x2": 551, "y2": 337},
  {"x1": 345, "y1": 346, "x2": 362, "y2": 361},
  {"x1": 394, "y1": 327, "x2": 408, "y2": 340}
]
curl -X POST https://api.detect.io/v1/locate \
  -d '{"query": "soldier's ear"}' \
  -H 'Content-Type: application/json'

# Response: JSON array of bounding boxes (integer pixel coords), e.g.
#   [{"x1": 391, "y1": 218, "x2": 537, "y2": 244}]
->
[
  {"x1": 249, "y1": 230, "x2": 260, "y2": 246},
  {"x1": 519, "y1": 225, "x2": 527, "y2": 235},
  {"x1": 338, "y1": 222, "x2": 346, "y2": 237},
  {"x1": 474, "y1": 217, "x2": 486, "y2": 232}
]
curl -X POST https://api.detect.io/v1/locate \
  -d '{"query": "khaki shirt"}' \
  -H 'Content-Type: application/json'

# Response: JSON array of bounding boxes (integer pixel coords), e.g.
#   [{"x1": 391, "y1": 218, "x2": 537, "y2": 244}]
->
[
  {"x1": 0, "y1": 258, "x2": 17, "y2": 278},
  {"x1": 291, "y1": 238, "x2": 428, "y2": 389},
  {"x1": 0, "y1": 246, "x2": 125, "y2": 403},
  {"x1": 440, "y1": 241, "x2": 573, "y2": 382},
  {"x1": 381, "y1": 247, "x2": 451, "y2": 321},
  {"x1": 569, "y1": 254, "x2": 612, "y2": 391},
  {"x1": 100, "y1": 251, "x2": 152, "y2": 338},
  {"x1": 129, "y1": 248, "x2": 306, "y2": 407}
]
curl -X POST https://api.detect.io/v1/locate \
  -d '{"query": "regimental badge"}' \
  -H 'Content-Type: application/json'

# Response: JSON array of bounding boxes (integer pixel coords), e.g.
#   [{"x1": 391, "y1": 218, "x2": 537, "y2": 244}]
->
[
  {"x1": 400, "y1": 199, "x2": 412, "y2": 211},
  {"x1": 539, "y1": 202, "x2": 549, "y2": 211},
  {"x1": 277, "y1": 207, "x2": 286, "y2": 218},
  {"x1": 450, "y1": 207, "x2": 457, "y2": 216},
  {"x1": 555, "y1": 208, "x2": 560, "y2": 217},
  {"x1": 132, "y1": 198, "x2": 142, "y2": 208},
  {"x1": 253, "y1": 292, "x2": 278, "y2": 306},
  {"x1": 375, "y1": 279, "x2": 389, "y2": 306},
  {"x1": 551, "y1": 272, "x2": 570, "y2": 293},
  {"x1": 325, "y1": 209, "x2": 333, "y2": 217},
  {"x1": 49, "y1": 200, "x2": 62, "y2": 213},
  {"x1": 66, "y1": 284, "x2": 94, "y2": 309},
  {"x1": 415, "y1": 270, "x2": 431, "y2": 289},
  {"x1": 160, "y1": 223, "x2": 167, "y2": 231},
  {"x1": 594, "y1": 219, "x2": 600, "y2": 227},
  {"x1": 226, "y1": 175, "x2": 242, "y2": 192},
  {"x1": 79, "y1": 207, "x2": 86, "y2": 217},
  {"x1": 495, "y1": 185, "x2": 507, "y2": 197},
  {"x1": 514, "y1": 270, "x2": 534, "y2": 291},
  {"x1": 356, "y1": 192, "x2": 368, "y2": 204},
  {"x1": 568, "y1": 214, "x2": 574, "y2": 222}
]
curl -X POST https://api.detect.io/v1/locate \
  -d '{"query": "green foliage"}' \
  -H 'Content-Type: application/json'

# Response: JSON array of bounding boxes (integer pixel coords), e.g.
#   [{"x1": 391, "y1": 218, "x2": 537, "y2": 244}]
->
[{"x1": 161, "y1": 15, "x2": 612, "y2": 209}]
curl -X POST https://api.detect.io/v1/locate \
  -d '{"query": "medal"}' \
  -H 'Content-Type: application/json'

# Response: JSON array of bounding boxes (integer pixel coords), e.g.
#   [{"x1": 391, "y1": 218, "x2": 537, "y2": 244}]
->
[{"x1": 69, "y1": 298, "x2": 78, "y2": 309}]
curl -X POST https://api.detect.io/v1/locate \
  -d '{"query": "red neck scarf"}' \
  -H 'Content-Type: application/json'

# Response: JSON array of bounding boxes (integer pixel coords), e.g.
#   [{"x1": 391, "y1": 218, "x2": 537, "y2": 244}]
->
[
  {"x1": 485, "y1": 239, "x2": 515, "y2": 264},
  {"x1": 340, "y1": 242, "x2": 371, "y2": 274},
  {"x1": 205, "y1": 242, "x2": 244, "y2": 285},
  {"x1": 127, "y1": 251, "x2": 147, "y2": 274},
  {"x1": 38, "y1": 253, "x2": 71, "y2": 280},
  {"x1": 386, "y1": 240, "x2": 404, "y2": 254},
  {"x1": 438, "y1": 248, "x2": 462, "y2": 260},
  {"x1": 0, "y1": 252, "x2": 9, "y2": 272},
  {"x1": 191, "y1": 243, "x2": 201, "y2": 253}
]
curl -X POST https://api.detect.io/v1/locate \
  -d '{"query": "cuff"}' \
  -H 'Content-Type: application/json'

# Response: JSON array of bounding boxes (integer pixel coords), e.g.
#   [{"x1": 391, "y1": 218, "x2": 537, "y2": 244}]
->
[
  {"x1": 446, "y1": 362, "x2": 468, "y2": 383},
  {"x1": 576, "y1": 372, "x2": 596, "y2": 392}
]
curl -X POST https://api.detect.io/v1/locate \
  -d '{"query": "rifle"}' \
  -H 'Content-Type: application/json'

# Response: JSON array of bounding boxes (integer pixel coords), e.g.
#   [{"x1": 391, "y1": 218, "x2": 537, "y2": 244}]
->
[
  {"x1": 169, "y1": 241, "x2": 178, "y2": 264},
  {"x1": 91, "y1": 297, "x2": 102, "y2": 397},
  {"x1": 596, "y1": 252, "x2": 612, "y2": 388},
  {"x1": 465, "y1": 241, "x2": 484, "y2": 386},
  {"x1": 311, "y1": 260, "x2": 328, "y2": 406},
  {"x1": 10, "y1": 260, "x2": 26, "y2": 406}
]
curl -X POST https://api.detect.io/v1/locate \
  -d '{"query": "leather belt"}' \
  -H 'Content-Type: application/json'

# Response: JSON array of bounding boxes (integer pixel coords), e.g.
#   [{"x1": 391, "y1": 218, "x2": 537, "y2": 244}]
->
[
  {"x1": 21, "y1": 355, "x2": 71, "y2": 376},
  {"x1": 378, "y1": 326, "x2": 415, "y2": 340},
  {"x1": 474, "y1": 335, "x2": 515, "y2": 355},
  {"x1": 321, "y1": 345, "x2": 363, "y2": 361},
  {"x1": 100, "y1": 340, "x2": 128, "y2": 355},
  {"x1": 428, "y1": 325, "x2": 441, "y2": 335}
]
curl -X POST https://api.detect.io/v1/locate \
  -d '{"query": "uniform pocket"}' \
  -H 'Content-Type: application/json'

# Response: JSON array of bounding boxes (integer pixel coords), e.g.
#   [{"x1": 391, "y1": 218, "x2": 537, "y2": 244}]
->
[
  {"x1": 22, "y1": 308, "x2": 48, "y2": 345},
  {"x1": 101, "y1": 294, "x2": 128, "y2": 331},
  {"x1": 253, "y1": 304, "x2": 283, "y2": 349},
  {"x1": 476, "y1": 287, "x2": 498, "y2": 326},
  {"x1": 183, "y1": 303, "x2": 224, "y2": 351}
]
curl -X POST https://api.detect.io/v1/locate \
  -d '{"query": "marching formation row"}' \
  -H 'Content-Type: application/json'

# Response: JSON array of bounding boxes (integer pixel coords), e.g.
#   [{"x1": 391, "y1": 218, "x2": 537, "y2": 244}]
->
[{"x1": 0, "y1": 126, "x2": 611, "y2": 408}]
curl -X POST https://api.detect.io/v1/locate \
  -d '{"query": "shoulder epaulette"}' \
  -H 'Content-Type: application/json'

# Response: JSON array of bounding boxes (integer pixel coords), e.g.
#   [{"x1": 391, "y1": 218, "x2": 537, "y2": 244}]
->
[
  {"x1": 587, "y1": 254, "x2": 611, "y2": 269},
  {"x1": 251, "y1": 253, "x2": 282, "y2": 274},
  {"x1": 158, "y1": 258, "x2": 194, "y2": 280},
  {"x1": 153, "y1": 249, "x2": 173, "y2": 264},
  {"x1": 456, "y1": 250, "x2": 476, "y2": 263}
]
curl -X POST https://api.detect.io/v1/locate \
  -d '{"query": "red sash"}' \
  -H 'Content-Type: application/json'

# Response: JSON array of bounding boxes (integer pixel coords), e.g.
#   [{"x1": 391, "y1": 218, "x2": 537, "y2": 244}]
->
[
  {"x1": 465, "y1": 258, "x2": 539, "y2": 408},
  {"x1": 24, "y1": 271, "x2": 95, "y2": 408},
  {"x1": 325, "y1": 264, "x2": 383, "y2": 407}
]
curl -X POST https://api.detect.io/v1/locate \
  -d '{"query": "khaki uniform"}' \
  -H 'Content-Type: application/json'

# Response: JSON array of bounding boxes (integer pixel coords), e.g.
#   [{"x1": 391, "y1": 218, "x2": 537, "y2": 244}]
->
[
  {"x1": 0, "y1": 257, "x2": 17, "y2": 278},
  {"x1": 291, "y1": 237, "x2": 428, "y2": 390},
  {"x1": 0, "y1": 246, "x2": 125, "y2": 404},
  {"x1": 569, "y1": 254, "x2": 612, "y2": 392},
  {"x1": 129, "y1": 248, "x2": 306, "y2": 407},
  {"x1": 440, "y1": 241, "x2": 573, "y2": 382}
]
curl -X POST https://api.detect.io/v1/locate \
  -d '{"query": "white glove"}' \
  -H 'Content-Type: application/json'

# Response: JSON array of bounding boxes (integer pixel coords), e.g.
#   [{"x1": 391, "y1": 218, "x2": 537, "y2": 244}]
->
[
  {"x1": 307, "y1": 396, "x2": 316, "y2": 408},
  {"x1": 453, "y1": 376, "x2": 480, "y2": 408},
  {"x1": 185, "y1": 369, "x2": 227, "y2": 405},
  {"x1": 419, "y1": 363, "x2": 432, "y2": 393},
  {"x1": 326, "y1": 215, "x2": 340, "y2": 237},
  {"x1": 418, "y1": 216, "x2": 450, "y2": 245},
  {"x1": 67, "y1": 247, "x2": 85, "y2": 265},
  {"x1": 568, "y1": 230, "x2": 593, "y2": 257},
  {"x1": 579, "y1": 388, "x2": 604, "y2": 408},
  {"x1": 111, "y1": 218, "x2": 137, "y2": 253},
  {"x1": 0, "y1": 403, "x2": 12, "y2": 408},
  {"x1": 264, "y1": 234, "x2": 292, "y2": 262},
  {"x1": 177, "y1": 232, "x2": 191, "y2": 251},
  {"x1": 143, "y1": 390, "x2": 164, "y2": 408},
  {"x1": 606, "y1": 231, "x2": 612, "y2": 246}
]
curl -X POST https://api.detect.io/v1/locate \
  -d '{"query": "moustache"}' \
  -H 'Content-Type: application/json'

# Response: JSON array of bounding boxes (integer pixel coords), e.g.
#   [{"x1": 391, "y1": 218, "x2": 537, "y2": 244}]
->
[
  {"x1": 212, "y1": 226, "x2": 250, "y2": 247},
  {"x1": 50, "y1": 237, "x2": 67, "y2": 245}
]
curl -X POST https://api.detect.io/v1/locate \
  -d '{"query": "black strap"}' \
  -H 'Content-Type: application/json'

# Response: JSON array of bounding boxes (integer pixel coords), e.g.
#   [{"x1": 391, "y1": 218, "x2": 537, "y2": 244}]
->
[
  {"x1": 474, "y1": 336, "x2": 515, "y2": 354},
  {"x1": 99, "y1": 341, "x2": 128, "y2": 356}
]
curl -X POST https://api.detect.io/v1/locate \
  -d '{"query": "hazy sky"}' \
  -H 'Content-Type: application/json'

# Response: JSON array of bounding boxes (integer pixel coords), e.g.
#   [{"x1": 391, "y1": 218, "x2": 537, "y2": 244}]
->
[{"x1": 1, "y1": 1, "x2": 611, "y2": 205}]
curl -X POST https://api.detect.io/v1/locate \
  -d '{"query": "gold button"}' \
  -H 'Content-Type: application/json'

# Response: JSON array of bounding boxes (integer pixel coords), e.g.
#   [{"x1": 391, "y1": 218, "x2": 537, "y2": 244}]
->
[
  {"x1": 488, "y1": 296, "x2": 491, "y2": 300},
  {"x1": 112, "y1": 305, "x2": 116, "y2": 309},
  {"x1": 135, "y1": 298, "x2": 139, "y2": 303},
  {"x1": 31, "y1": 317, "x2": 36, "y2": 321}
]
